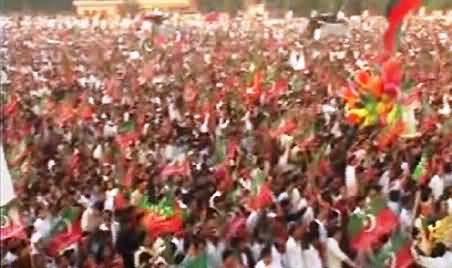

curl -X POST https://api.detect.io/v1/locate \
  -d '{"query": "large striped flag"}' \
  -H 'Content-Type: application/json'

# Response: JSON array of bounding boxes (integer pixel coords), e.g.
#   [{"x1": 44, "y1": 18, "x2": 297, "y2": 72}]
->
[{"x1": 0, "y1": 144, "x2": 25, "y2": 241}]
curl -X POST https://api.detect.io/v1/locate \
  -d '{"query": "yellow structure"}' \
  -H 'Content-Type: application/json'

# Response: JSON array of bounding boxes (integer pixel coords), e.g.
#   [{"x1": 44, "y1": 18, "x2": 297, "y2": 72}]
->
[{"x1": 73, "y1": 0, "x2": 194, "y2": 16}]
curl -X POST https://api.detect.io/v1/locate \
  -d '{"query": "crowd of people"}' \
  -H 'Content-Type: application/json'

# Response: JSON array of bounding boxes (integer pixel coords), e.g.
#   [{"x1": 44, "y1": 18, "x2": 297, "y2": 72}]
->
[{"x1": 1, "y1": 9, "x2": 452, "y2": 268}]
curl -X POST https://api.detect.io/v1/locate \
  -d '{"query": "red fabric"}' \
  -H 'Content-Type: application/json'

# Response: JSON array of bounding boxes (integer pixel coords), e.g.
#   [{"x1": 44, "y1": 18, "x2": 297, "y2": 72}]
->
[
  {"x1": 161, "y1": 161, "x2": 190, "y2": 178},
  {"x1": 226, "y1": 139, "x2": 239, "y2": 161},
  {"x1": 205, "y1": 12, "x2": 220, "y2": 23},
  {"x1": 384, "y1": 0, "x2": 422, "y2": 54},
  {"x1": 0, "y1": 219, "x2": 26, "y2": 241},
  {"x1": 46, "y1": 220, "x2": 83, "y2": 257},
  {"x1": 142, "y1": 214, "x2": 183, "y2": 239},
  {"x1": 391, "y1": 242, "x2": 414, "y2": 268},
  {"x1": 225, "y1": 216, "x2": 246, "y2": 239},
  {"x1": 351, "y1": 208, "x2": 399, "y2": 252},
  {"x1": 115, "y1": 132, "x2": 139, "y2": 152},
  {"x1": 57, "y1": 101, "x2": 75, "y2": 126},
  {"x1": 114, "y1": 192, "x2": 128, "y2": 210},
  {"x1": 265, "y1": 79, "x2": 288, "y2": 102},
  {"x1": 249, "y1": 183, "x2": 274, "y2": 210},
  {"x1": 383, "y1": 59, "x2": 403, "y2": 90},
  {"x1": 123, "y1": 164, "x2": 136, "y2": 188},
  {"x1": 153, "y1": 35, "x2": 167, "y2": 48},
  {"x1": 4, "y1": 95, "x2": 19, "y2": 115}
]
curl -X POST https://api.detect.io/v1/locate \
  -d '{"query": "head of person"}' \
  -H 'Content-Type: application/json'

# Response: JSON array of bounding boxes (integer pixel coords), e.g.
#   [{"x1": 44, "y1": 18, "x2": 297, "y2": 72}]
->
[
  {"x1": 259, "y1": 244, "x2": 272, "y2": 265},
  {"x1": 222, "y1": 249, "x2": 242, "y2": 268}
]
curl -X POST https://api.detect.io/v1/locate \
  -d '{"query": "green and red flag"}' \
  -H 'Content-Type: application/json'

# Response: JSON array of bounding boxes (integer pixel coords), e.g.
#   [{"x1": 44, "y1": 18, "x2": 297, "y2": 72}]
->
[
  {"x1": 116, "y1": 119, "x2": 140, "y2": 152},
  {"x1": 412, "y1": 152, "x2": 428, "y2": 184},
  {"x1": 139, "y1": 195, "x2": 183, "y2": 239},
  {"x1": 44, "y1": 207, "x2": 83, "y2": 257},
  {"x1": 248, "y1": 168, "x2": 273, "y2": 210},
  {"x1": 370, "y1": 231, "x2": 413, "y2": 268},
  {"x1": 347, "y1": 197, "x2": 399, "y2": 252},
  {"x1": 0, "y1": 144, "x2": 26, "y2": 241}
]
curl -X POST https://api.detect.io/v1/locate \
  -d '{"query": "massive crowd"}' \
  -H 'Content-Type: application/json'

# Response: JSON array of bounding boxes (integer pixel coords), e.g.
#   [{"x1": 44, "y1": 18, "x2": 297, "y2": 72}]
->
[{"x1": 1, "y1": 10, "x2": 452, "y2": 268}]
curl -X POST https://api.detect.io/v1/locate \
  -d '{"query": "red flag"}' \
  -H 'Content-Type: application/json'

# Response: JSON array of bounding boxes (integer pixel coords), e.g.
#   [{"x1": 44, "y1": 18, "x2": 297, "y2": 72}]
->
[
  {"x1": 115, "y1": 132, "x2": 139, "y2": 153},
  {"x1": 384, "y1": 0, "x2": 422, "y2": 54},
  {"x1": 161, "y1": 160, "x2": 190, "y2": 178},
  {"x1": 0, "y1": 207, "x2": 26, "y2": 241}
]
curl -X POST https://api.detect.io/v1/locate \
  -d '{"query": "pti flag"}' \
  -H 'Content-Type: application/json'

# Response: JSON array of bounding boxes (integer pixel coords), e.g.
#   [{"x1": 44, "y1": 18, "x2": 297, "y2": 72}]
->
[{"x1": 0, "y1": 144, "x2": 25, "y2": 241}]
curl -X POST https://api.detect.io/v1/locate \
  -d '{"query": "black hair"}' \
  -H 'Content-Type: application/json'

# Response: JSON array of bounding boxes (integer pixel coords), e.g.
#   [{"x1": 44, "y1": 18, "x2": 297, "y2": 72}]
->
[
  {"x1": 222, "y1": 248, "x2": 236, "y2": 261},
  {"x1": 389, "y1": 190, "x2": 401, "y2": 202},
  {"x1": 259, "y1": 244, "x2": 272, "y2": 260},
  {"x1": 93, "y1": 201, "x2": 104, "y2": 211},
  {"x1": 431, "y1": 243, "x2": 446, "y2": 258}
]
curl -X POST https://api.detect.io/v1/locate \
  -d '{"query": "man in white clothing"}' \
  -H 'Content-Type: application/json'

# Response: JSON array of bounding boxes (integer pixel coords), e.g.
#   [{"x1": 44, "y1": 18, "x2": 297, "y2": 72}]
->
[
  {"x1": 284, "y1": 224, "x2": 305, "y2": 268},
  {"x1": 326, "y1": 228, "x2": 357, "y2": 268}
]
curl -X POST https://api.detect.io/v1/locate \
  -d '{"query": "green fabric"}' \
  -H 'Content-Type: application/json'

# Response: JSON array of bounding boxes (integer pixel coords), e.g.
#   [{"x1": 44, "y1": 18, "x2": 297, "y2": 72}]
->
[
  {"x1": 370, "y1": 231, "x2": 408, "y2": 268},
  {"x1": 412, "y1": 153, "x2": 427, "y2": 182},
  {"x1": 184, "y1": 252, "x2": 208, "y2": 268},
  {"x1": 118, "y1": 120, "x2": 136, "y2": 134},
  {"x1": 347, "y1": 197, "x2": 387, "y2": 237},
  {"x1": 46, "y1": 207, "x2": 80, "y2": 238}
]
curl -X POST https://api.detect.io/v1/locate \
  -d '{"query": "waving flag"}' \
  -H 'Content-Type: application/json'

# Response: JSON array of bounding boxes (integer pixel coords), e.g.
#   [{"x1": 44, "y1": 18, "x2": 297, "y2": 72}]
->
[
  {"x1": 161, "y1": 160, "x2": 190, "y2": 178},
  {"x1": 116, "y1": 120, "x2": 140, "y2": 152},
  {"x1": 412, "y1": 153, "x2": 428, "y2": 184},
  {"x1": 370, "y1": 231, "x2": 413, "y2": 268},
  {"x1": 44, "y1": 207, "x2": 83, "y2": 256},
  {"x1": 248, "y1": 169, "x2": 273, "y2": 210},
  {"x1": 139, "y1": 196, "x2": 183, "y2": 239},
  {"x1": 384, "y1": 0, "x2": 422, "y2": 54},
  {"x1": 0, "y1": 144, "x2": 25, "y2": 241},
  {"x1": 348, "y1": 197, "x2": 399, "y2": 252}
]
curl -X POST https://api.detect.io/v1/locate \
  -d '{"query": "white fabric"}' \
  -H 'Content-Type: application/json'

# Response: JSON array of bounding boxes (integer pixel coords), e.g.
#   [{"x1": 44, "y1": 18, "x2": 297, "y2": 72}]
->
[
  {"x1": 303, "y1": 245, "x2": 323, "y2": 268},
  {"x1": 284, "y1": 237, "x2": 305, "y2": 268},
  {"x1": 400, "y1": 208, "x2": 413, "y2": 234},
  {"x1": 429, "y1": 175, "x2": 444, "y2": 201},
  {"x1": 104, "y1": 188, "x2": 119, "y2": 211},
  {"x1": 326, "y1": 237, "x2": 349, "y2": 268},
  {"x1": 345, "y1": 165, "x2": 358, "y2": 197},
  {"x1": 0, "y1": 144, "x2": 15, "y2": 206},
  {"x1": 414, "y1": 251, "x2": 452, "y2": 268},
  {"x1": 271, "y1": 246, "x2": 284, "y2": 268}
]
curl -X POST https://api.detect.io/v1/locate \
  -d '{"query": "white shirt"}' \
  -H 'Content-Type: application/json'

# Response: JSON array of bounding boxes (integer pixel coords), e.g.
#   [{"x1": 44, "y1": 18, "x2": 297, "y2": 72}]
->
[
  {"x1": 284, "y1": 237, "x2": 305, "y2": 268},
  {"x1": 345, "y1": 165, "x2": 358, "y2": 197},
  {"x1": 429, "y1": 175, "x2": 444, "y2": 201},
  {"x1": 326, "y1": 237, "x2": 349, "y2": 268},
  {"x1": 271, "y1": 246, "x2": 284, "y2": 268},
  {"x1": 104, "y1": 188, "x2": 119, "y2": 211},
  {"x1": 400, "y1": 208, "x2": 413, "y2": 234},
  {"x1": 303, "y1": 245, "x2": 322, "y2": 268}
]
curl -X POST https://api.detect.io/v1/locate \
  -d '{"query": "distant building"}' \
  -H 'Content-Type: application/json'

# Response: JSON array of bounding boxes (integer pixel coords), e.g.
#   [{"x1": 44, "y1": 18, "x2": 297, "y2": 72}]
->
[{"x1": 73, "y1": 0, "x2": 195, "y2": 17}]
